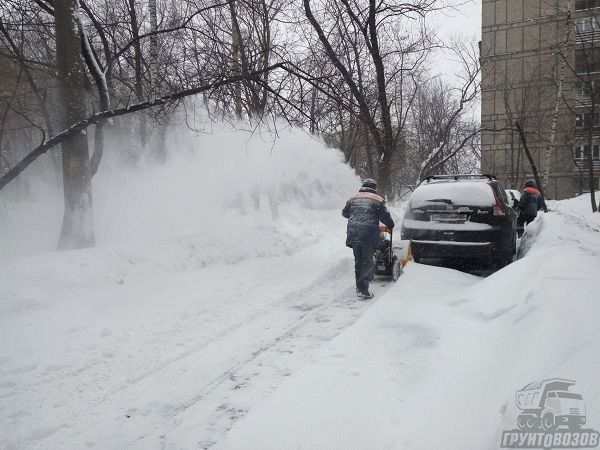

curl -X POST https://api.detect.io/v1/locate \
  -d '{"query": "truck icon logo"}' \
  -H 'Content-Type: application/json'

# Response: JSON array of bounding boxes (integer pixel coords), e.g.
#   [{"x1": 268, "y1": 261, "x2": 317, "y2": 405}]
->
[
  {"x1": 501, "y1": 379, "x2": 599, "y2": 449},
  {"x1": 516, "y1": 379, "x2": 586, "y2": 432}
]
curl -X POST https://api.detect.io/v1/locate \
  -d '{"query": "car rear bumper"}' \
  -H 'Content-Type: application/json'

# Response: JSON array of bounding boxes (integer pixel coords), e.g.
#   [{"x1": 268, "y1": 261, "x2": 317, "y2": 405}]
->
[
  {"x1": 410, "y1": 240, "x2": 494, "y2": 258},
  {"x1": 402, "y1": 224, "x2": 508, "y2": 259}
]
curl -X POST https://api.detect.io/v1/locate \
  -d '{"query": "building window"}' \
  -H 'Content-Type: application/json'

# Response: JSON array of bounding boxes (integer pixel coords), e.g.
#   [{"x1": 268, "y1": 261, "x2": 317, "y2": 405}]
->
[
  {"x1": 576, "y1": 48, "x2": 600, "y2": 74},
  {"x1": 576, "y1": 176, "x2": 600, "y2": 191},
  {"x1": 575, "y1": 112, "x2": 600, "y2": 129},
  {"x1": 573, "y1": 144, "x2": 600, "y2": 159},
  {"x1": 572, "y1": 176, "x2": 600, "y2": 195},
  {"x1": 574, "y1": 80, "x2": 593, "y2": 96},
  {"x1": 576, "y1": 0, "x2": 600, "y2": 10},
  {"x1": 575, "y1": 17, "x2": 600, "y2": 43},
  {"x1": 576, "y1": 18, "x2": 597, "y2": 33}
]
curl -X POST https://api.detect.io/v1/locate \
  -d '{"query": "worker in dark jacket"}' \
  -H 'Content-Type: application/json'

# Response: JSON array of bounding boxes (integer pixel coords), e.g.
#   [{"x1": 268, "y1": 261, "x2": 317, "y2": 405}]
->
[
  {"x1": 342, "y1": 179, "x2": 395, "y2": 299},
  {"x1": 517, "y1": 179, "x2": 543, "y2": 237}
]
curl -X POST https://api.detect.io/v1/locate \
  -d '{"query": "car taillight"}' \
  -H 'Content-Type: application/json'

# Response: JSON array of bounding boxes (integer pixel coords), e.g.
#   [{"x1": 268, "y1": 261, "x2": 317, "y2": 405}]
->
[
  {"x1": 493, "y1": 203, "x2": 505, "y2": 216},
  {"x1": 492, "y1": 196, "x2": 505, "y2": 216},
  {"x1": 490, "y1": 185, "x2": 505, "y2": 216}
]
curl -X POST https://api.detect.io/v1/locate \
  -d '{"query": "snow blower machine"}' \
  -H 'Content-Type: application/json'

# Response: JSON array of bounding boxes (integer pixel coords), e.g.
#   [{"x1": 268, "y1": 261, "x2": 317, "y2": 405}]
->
[{"x1": 373, "y1": 226, "x2": 407, "y2": 281}]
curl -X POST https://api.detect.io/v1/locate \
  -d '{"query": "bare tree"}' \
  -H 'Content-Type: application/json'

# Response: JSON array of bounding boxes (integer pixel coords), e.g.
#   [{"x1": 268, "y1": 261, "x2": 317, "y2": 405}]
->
[
  {"x1": 302, "y1": 0, "x2": 437, "y2": 197},
  {"x1": 0, "y1": 0, "x2": 489, "y2": 248},
  {"x1": 414, "y1": 41, "x2": 481, "y2": 183},
  {"x1": 54, "y1": 0, "x2": 94, "y2": 249}
]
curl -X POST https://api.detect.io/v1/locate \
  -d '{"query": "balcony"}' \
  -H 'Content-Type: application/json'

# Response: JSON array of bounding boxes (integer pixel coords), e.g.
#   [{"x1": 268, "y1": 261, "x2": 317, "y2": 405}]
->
[
  {"x1": 575, "y1": 18, "x2": 600, "y2": 43},
  {"x1": 576, "y1": 0, "x2": 600, "y2": 10}
]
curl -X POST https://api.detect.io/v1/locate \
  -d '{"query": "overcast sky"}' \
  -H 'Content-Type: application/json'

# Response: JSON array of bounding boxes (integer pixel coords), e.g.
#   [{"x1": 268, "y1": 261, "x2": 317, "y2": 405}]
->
[
  {"x1": 437, "y1": 1, "x2": 482, "y2": 41},
  {"x1": 430, "y1": 1, "x2": 482, "y2": 116},
  {"x1": 432, "y1": 0, "x2": 481, "y2": 72}
]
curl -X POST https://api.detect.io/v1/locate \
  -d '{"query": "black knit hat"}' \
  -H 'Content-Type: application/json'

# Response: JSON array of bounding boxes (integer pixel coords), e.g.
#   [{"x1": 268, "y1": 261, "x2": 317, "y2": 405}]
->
[
  {"x1": 362, "y1": 178, "x2": 377, "y2": 190},
  {"x1": 525, "y1": 179, "x2": 537, "y2": 188}
]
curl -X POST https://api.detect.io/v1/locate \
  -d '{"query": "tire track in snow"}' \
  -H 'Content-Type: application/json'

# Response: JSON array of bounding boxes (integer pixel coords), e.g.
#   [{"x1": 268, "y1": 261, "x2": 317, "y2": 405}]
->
[
  {"x1": 153, "y1": 269, "x2": 396, "y2": 448},
  {"x1": 28, "y1": 256, "x2": 394, "y2": 449},
  {"x1": 160, "y1": 259, "x2": 361, "y2": 416}
]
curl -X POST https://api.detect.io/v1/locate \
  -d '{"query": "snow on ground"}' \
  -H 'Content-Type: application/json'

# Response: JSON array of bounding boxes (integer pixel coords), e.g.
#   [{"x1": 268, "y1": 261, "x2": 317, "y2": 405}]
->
[
  {"x1": 1, "y1": 120, "x2": 600, "y2": 448},
  {"x1": 0, "y1": 210, "x2": 383, "y2": 448},
  {"x1": 215, "y1": 196, "x2": 600, "y2": 450},
  {"x1": 1, "y1": 122, "x2": 376, "y2": 448}
]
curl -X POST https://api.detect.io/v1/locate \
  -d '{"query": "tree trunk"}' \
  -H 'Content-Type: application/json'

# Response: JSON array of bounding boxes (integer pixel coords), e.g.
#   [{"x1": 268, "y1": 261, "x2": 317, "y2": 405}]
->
[
  {"x1": 231, "y1": 8, "x2": 242, "y2": 119},
  {"x1": 55, "y1": 0, "x2": 95, "y2": 249},
  {"x1": 148, "y1": 0, "x2": 167, "y2": 162},
  {"x1": 149, "y1": 0, "x2": 158, "y2": 98},
  {"x1": 78, "y1": 22, "x2": 109, "y2": 176},
  {"x1": 367, "y1": 0, "x2": 395, "y2": 198},
  {"x1": 363, "y1": 122, "x2": 375, "y2": 179},
  {"x1": 303, "y1": 0, "x2": 385, "y2": 179},
  {"x1": 90, "y1": 120, "x2": 104, "y2": 176},
  {"x1": 543, "y1": 13, "x2": 571, "y2": 190},
  {"x1": 515, "y1": 120, "x2": 548, "y2": 212},
  {"x1": 257, "y1": 0, "x2": 271, "y2": 115},
  {"x1": 586, "y1": 101, "x2": 598, "y2": 212},
  {"x1": 128, "y1": 0, "x2": 147, "y2": 150},
  {"x1": 309, "y1": 87, "x2": 317, "y2": 134}
]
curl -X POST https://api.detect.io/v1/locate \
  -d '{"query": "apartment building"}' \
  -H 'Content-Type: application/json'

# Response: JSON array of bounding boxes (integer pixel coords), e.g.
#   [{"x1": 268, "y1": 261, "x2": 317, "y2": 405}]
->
[{"x1": 481, "y1": 0, "x2": 600, "y2": 199}]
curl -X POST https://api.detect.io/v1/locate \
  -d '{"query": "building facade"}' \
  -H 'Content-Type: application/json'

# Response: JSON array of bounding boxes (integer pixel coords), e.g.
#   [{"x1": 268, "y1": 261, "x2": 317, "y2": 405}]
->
[{"x1": 481, "y1": 0, "x2": 600, "y2": 199}]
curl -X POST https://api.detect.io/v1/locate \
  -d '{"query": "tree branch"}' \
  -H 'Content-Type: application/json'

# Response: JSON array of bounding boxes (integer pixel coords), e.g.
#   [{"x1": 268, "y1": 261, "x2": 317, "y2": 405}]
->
[{"x1": 0, "y1": 63, "x2": 284, "y2": 191}]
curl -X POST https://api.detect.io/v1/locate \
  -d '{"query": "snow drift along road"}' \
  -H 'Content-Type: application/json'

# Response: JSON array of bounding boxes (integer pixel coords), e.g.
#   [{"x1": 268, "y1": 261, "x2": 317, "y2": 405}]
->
[
  {"x1": 216, "y1": 196, "x2": 600, "y2": 450},
  {"x1": 1, "y1": 122, "x2": 370, "y2": 448}
]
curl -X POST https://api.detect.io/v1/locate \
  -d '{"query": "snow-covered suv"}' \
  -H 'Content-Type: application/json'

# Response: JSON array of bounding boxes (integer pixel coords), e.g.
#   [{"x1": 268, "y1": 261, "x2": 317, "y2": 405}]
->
[{"x1": 401, "y1": 174, "x2": 517, "y2": 268}]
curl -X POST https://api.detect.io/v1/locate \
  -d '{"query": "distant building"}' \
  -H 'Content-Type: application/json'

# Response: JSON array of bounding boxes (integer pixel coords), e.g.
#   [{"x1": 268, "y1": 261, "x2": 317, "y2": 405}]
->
[{"x1": 481, "y1": 0, "x2": 600, "y2": 199}]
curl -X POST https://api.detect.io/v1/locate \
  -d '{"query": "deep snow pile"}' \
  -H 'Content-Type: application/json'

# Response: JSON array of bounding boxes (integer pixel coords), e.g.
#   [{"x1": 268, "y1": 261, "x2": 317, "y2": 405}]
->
[
  {"x1": 215, "y1": 196, "x2": 600, "y2": 450},
  {"x1": 0, "y1": 122, "x2": 366, "y2": 448}
]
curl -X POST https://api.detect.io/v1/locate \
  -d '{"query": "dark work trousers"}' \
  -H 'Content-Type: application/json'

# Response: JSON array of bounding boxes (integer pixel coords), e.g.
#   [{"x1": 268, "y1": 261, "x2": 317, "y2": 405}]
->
[
  {"x1": 352, "y1": 242, "x2": 375, "y2": 293},
  {"x1": 517, "y1": 214, "x2": 536, "y2": 238}
]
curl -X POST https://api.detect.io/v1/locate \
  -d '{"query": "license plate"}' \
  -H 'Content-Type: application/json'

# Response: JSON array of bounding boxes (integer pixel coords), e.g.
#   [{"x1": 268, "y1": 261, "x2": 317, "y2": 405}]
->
[
  {"x1": 378, "y1": 265, "x2": 386, "y2": 271},
  {"x1": 431, "y1": 213, "x2": 465, "y2": 222}
]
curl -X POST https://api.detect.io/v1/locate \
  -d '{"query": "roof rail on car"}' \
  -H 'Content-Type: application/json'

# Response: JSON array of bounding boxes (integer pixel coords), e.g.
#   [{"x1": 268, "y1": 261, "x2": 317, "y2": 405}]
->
[{"x1": 424, "y1": 173, "x2": 497, "y2": 182}]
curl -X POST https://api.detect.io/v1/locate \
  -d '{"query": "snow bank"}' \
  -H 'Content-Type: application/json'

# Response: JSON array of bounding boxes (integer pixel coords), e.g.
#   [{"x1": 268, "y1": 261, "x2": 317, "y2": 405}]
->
[
  {"x1": 216, "y1": 195, "x2": 600, "y2": 450},
  {"x1": 0, "y1": 120, "x2": 359, "y2": 257},
  {"x1": 0, "y1": 119, "x2": 365, "y2": 448},
  {"x1": 0, "y1": 220, "x2": 358, "y2": 449}
]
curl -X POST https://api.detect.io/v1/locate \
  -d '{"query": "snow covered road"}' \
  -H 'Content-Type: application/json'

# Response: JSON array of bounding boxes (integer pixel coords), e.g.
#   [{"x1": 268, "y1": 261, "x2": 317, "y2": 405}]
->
[
  {"x1": 2, "y1": 195, "x2": 600, "y2": 449},
  {"x1": 1, "y1": 208, "x2": 394, "y2": 448}
]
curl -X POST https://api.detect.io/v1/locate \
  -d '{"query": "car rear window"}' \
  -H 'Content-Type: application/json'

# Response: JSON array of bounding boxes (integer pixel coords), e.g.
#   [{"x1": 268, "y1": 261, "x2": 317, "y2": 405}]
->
[{"x1": 410, "y1": 181, "x2": 496, "y2": 209}]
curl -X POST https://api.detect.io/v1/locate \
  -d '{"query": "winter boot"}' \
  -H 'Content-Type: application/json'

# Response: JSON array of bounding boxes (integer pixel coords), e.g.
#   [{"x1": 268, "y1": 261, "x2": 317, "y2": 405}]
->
[{"x1": 358, "y1": 290, "x2": 374, "y2": 300}]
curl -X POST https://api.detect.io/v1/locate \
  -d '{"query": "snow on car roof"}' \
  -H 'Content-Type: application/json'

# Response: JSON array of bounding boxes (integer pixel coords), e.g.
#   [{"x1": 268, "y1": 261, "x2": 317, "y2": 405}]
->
[{"x1": 410, "y1": 179, "x2": 496, "y2": 208}]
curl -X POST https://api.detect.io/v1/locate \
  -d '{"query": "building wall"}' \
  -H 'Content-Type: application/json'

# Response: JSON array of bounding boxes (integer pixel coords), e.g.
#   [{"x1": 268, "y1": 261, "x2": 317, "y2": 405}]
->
[{"x1": 481, "y1": 0, "x2": 586, "y2": 199}]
